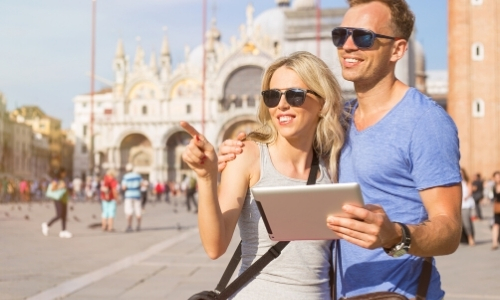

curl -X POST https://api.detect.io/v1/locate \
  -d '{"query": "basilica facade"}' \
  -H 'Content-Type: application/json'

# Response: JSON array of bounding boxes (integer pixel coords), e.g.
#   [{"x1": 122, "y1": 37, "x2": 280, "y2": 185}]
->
[{"x1": 71, "y1": 0, "x2": 424, "y2": 183}]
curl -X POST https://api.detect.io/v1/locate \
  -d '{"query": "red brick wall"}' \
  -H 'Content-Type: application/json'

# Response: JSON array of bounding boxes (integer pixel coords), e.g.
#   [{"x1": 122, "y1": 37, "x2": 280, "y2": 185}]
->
[{"x1": 448, "y1": 0, "x2": 500, "y2": 179}]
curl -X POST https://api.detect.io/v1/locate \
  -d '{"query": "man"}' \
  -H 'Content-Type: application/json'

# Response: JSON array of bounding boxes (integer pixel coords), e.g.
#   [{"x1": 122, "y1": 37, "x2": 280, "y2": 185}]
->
[
  {"x1": 121, "y1": 163, "x2": 143, "y2": 232},
  {"x1": 471, "y1": 173, "x2": 484, "y2": 220},
  {"x1": 100, "y1": 169, "x2": 118, "y2": 231},
  {"x1": 218, "y1": 1, "x2": 461, "y2": 298}
]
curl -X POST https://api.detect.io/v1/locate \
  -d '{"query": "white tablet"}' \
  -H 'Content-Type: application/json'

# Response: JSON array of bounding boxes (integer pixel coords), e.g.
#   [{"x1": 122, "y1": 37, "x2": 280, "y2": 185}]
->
[{"x1": 251, "y1": 182, "x2": 364, "y2": 241}]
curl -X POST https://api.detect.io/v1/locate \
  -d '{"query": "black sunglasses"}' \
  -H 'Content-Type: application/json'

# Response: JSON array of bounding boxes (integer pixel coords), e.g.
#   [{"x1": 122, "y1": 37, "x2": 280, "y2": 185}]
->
[
  {"x1": 261, "y1": 88, "x2": 321, "y2": 108},
  {"x1": 331, "y1": 27, "x2": 402, "y2": 49}
]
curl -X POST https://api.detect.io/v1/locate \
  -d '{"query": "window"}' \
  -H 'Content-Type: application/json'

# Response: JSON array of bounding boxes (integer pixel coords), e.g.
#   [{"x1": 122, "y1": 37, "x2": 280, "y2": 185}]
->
[
  {"x1": 186, "y1": 104, "x2": 191, "y2": 114},
  {"x1": 471, "y1": 0, "x2": 483, "y2": 5},
  {"x1": 83, "y1": 125, "x2": 87, "y2": 136},
  {"x1": 472, "y1": 98, "x2": 485, "y2": 118},
  {"x1": 81, "y1": 144, "x2": 87, "y2": 154},
  {"x1": 142, "y1": 105, "x2": 148, "y2": 115},
  {"x1": 471, "y1": 43, "x2": 484, "y2": 61}
]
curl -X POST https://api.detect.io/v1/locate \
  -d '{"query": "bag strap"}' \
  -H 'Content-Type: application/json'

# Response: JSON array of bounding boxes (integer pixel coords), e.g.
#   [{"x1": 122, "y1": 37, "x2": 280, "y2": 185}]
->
[
  {"x1": 213, "y1": 151, "x2": 319, "y2": 300},
  {"x1": 332, "y1": 240, "x2": 433, "y2": 300}
]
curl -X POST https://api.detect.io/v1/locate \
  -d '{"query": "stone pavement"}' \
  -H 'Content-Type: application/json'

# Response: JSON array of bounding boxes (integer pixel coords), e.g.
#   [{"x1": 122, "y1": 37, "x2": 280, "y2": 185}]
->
[{"x1": 0, "y1": 197, "x2": 499, "y2": 300}]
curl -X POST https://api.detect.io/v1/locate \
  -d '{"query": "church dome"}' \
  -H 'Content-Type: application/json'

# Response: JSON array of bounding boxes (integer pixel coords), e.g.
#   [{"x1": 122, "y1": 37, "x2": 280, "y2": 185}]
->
[
  {"x1": 254, "y1": 7, "x2": 286, "y2": 44},
  {"x1": 292, "y1": 0, "x2": 315, "y2": 9}
]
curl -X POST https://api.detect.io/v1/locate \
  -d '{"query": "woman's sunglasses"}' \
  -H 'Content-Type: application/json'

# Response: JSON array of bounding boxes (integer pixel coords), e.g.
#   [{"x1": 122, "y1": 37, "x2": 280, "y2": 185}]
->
[
  {"x1": 261, "y1": 88, "x2": 321, "y2": 108},
  {"x1": 331, "y1": 27, "x2": 402, "y2": 49}
]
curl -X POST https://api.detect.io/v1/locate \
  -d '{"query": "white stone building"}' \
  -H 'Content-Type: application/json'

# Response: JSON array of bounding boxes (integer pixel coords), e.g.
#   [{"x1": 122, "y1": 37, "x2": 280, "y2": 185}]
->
[
  {"x1": 72, "y1": 0, "x2": 425, "y2": 183},
  {"x1": 0, "y1": 93, "x2": 5, "y2": 172}
]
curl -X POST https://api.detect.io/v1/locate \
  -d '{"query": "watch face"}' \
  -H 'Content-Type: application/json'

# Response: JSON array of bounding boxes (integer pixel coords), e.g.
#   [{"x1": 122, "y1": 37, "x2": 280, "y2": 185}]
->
[{"x1": 392, "y1": 248, "x2": 408, "y2": 258}]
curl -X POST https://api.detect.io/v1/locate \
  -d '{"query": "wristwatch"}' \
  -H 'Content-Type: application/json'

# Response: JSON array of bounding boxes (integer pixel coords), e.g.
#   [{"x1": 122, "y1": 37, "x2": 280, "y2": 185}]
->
[{"x1": 383, "y1": 222, "x2": 411, "y2": 258}]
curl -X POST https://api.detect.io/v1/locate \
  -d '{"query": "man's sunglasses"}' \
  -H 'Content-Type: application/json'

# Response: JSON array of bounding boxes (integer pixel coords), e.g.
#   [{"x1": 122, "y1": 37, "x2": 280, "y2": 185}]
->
[
  {"x1": 261, "y1": 88, "x2": 321, "y2": 108},
  {"x1": 331, "y1": 27, "x2": 402, "y2": 49}
]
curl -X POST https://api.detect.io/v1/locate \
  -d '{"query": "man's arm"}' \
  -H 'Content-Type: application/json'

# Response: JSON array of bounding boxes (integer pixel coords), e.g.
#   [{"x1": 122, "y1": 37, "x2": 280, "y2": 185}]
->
[{"x1": 326, "y1": 184, "x2": 462, "y2": 257}]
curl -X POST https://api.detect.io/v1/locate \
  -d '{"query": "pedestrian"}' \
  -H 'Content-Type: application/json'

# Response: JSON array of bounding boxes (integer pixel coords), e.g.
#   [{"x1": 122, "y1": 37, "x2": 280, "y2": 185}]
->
[
  {"x1": 218, "y1": 1, "x2": 462, "y2": 298},
  {"x1": 42, "y1": 168, "x2": 72, "y2": 238},
  {"x1": 72, "y1": 177, "x2": 83, "y2": 202},
  {"x1": 185, "y1": 176, "x2": 198, "y2": 213},
  {"x1": 163, "y1": 181, "x2": 171, "y2": 203},
  {"x1": 6, "y1": 179, "x2": 14, "y2": 203},
  {"x1": 121, "y1": 163, "x2": 142, "y2": 232},
  {"x1": 1, "y1": 177, "x2": 7, "y2": 203},
  {"x1": 140, "y1": 178, "x2": 149, "y2": 209},
  {"x1": 471, "y1": 173, "x2": 484, "y2": 220},
  {"x1": 100, "y1": 169, "x2": 118, "y2": 232},
  {"x1": 181, "y1": 51, "x2": 345, "y2": 298},
  {"x1": 460, "y1": 168, "x2": 475, "y2": 246},
  {"x1": 154, "y1": 181, "x2": 163, "y2": 202},
  {"x1": 491, "y1": 171, "x2": 500, "y2": 250}
]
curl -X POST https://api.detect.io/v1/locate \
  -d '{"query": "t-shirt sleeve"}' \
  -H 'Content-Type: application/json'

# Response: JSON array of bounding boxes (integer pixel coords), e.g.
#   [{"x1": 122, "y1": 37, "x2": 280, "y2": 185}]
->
[{"x1": 409, "y1": 105, "x2": 461, "y2": 190}]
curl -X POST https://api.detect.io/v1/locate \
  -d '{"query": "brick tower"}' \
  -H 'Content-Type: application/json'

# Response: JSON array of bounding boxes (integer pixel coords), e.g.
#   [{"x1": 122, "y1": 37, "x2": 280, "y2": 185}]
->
[{"x1": 448, "y1": 0, "x2": 500, "y2": 178}]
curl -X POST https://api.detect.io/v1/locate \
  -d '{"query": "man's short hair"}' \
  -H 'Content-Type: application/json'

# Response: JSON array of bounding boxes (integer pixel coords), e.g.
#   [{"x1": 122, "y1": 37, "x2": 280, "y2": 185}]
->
[
  {"x1": 125, "y1": 163, "x2": 134, "y2": 172},
  {"x1": 347, "y1": 0, "x2": 415, "y2": 41}
]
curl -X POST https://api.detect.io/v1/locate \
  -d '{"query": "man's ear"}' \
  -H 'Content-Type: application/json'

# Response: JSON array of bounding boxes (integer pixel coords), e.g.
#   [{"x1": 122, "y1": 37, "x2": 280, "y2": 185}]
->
[{"x1": 390, "y1": 39, "x2": 408, "y2": 62}]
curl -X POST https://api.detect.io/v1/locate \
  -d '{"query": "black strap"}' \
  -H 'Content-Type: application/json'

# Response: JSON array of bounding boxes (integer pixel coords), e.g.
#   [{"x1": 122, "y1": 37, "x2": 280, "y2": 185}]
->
[
  {"x1": 217, "y1": 241, "x2": 290, "y2": 299},
  {"x1": 332, "y1": 240, "x2": 433, "y2": 300},
  {"x1": 212, "y1": 150, "x2": 320, "y2": 300},
  {"x1": 214, "y1": 242, "x2": 242, "y2": 293}
]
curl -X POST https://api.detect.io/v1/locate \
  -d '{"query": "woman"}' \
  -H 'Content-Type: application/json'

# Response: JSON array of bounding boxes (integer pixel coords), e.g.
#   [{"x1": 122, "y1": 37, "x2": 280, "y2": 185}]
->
[
  {"x1": 491, "y1": 171, "x2": 500, "y2": 250},
  {"x1": 42, "y1": 168, "x2": 72, "y2": 238},
  {"x1": 181, "y1": 51, "x2": 345, "y2": 299},
  {"x1": 460, "y1": 168, "x2": 475, "y2": 246}
]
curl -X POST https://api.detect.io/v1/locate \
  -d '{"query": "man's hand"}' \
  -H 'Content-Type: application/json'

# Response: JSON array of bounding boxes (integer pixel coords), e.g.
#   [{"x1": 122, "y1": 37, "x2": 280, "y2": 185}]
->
[
  {"x1": 326, "y1": 204, "x2": 401, "y2": 250},
  {"x1": 217, "y1": 132, "x2": 246, "y2": 172}
]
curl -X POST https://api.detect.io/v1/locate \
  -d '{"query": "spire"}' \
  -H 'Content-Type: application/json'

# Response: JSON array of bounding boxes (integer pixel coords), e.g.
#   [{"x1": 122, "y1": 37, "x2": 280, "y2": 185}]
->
[
  {"x1": 134, "y1": 36, "x2": 145, "y2": 68},
  {"x1": 161, "y1": 36, "x2": 170, "y2": 57},
  {"x1": 115, "y1": 39, "x2": 125, "y2": 58},
  {"x1": 149, "y1": 51, "x2": 157, "y2": 69},
  {"x1": 246, "y1": 3, "x2": 255, "y2": 37}
]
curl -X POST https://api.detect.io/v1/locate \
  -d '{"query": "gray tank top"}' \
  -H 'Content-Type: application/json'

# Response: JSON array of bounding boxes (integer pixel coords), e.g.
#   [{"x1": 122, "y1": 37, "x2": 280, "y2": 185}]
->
[{"x1": 233, "y1": 143, "x2": 333, "y2": 300}]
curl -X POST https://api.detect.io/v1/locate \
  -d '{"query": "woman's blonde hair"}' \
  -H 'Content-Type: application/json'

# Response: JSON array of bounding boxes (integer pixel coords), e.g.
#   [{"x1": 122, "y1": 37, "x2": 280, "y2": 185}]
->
[{"x1": 248, "y1": 51, "x2": 346, "y2": 181}]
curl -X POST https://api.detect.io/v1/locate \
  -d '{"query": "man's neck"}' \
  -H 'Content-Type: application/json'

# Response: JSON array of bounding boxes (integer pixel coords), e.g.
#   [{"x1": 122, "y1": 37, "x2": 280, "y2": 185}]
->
[{"x1": 352, "y1": 76, "x2": 409, "y2": 130}]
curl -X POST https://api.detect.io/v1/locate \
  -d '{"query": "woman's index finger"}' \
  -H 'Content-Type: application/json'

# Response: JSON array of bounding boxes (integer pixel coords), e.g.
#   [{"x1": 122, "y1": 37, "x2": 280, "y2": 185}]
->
[{"x1": 179, "y1": 121, "x2": 200, "y2": 137}]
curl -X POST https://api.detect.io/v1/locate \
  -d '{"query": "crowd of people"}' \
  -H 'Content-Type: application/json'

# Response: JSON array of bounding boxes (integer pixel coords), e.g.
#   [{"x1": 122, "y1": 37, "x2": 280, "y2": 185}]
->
[{"x1": 459, "y1": 168, "x2": 500, "y2": 250}]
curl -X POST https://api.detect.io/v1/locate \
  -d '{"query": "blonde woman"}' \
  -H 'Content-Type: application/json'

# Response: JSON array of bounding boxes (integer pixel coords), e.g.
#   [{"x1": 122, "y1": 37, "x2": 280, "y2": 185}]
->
[{"x1": 181, "y1": 51, "x2": 345, "y2": 299}]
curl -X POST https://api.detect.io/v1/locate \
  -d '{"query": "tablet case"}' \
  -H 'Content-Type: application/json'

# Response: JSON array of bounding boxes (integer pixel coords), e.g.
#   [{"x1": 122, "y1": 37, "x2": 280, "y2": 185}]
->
[{"x1": 251, "y1": 183, "x2": 364, "y2": 241}]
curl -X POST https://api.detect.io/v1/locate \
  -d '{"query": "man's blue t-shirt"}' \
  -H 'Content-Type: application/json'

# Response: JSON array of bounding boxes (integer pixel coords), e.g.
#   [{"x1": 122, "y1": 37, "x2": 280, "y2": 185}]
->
[
  {"x1": 336, "y1": 88, "x2": 461, "y2": 299},
  {"x1": 121, "y1": 172, "x2": 142, "y2": 200}
]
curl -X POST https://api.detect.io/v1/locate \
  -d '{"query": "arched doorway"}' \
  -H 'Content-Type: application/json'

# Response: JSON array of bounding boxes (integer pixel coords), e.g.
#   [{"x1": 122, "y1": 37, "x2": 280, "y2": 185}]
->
[
  {"x1": 165, "y1": 131, "x2": 191, "y2": 184},
  {"x1": 120, "y1": 133, "x2": 152, "y2": 178}
]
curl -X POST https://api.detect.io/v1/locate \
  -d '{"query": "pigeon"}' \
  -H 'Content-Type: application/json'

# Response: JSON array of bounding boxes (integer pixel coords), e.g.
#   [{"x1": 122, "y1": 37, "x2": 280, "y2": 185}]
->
[
  {"x1": 70, "y1": 206, "x2": 74, "y2": 211},
  {"x1": 5, "y1": 212, "x2": 9, "y2": 217},
  {"x1": 73, "y1": 216, "x2": 80, "y2": 222},
  {"x1": 24, "y1": 215, "x2": 30, "y2": 220}
]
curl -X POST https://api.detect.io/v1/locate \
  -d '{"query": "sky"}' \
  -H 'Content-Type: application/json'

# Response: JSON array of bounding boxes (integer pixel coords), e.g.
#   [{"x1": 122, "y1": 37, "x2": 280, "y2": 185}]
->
[{"x1": 0, "y1": 0, "x2": 447, "y2": 128}]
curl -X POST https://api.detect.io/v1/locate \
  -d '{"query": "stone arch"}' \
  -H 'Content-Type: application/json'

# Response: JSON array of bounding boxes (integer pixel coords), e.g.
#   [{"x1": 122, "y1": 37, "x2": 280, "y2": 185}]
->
[
  {"x1": 164, "y1": 130, "x2": 193, "y2": 184},
  {"x1": 119, "y1": 133, "x2": 153, "y2": 176},
  {"x1": 217, "y1": 115, "x2": 260, "y2": 146},
  {"x1": 221, "y1": 66, "x2": 264, "y2": 111}
]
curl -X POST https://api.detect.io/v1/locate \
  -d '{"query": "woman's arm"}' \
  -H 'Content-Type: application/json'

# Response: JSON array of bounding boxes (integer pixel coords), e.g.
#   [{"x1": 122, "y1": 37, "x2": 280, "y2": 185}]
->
[{"x1": 180, "y1": 122, "x2": 258, "y2": 259}]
